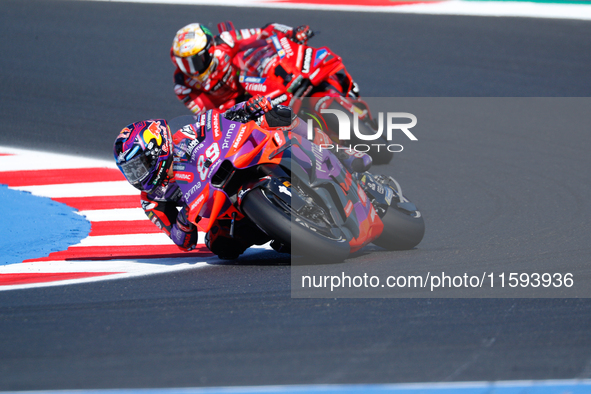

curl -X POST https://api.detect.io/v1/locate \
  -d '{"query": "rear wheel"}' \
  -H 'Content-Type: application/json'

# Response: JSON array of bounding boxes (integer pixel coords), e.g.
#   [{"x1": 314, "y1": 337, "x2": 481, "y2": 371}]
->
[
  {"x1": 241, "y1": 186, "x2": 350, "y2": 264},
  {"x1": 372, "y1": 205, "x2": 424, "y2": 250}
]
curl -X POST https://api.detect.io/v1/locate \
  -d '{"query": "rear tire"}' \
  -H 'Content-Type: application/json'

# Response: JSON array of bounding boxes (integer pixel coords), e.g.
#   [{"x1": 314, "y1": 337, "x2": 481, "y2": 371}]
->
[
  {"x1": 241, "y1": 187, "x2": 350, "y2": 264},
  {"x1": 372, "y1": 206, "x2": 425, "y2": 251}
]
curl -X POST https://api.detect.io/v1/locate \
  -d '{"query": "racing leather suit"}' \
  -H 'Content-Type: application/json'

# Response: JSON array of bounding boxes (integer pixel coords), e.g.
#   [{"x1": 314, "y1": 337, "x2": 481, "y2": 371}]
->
[
  {"x1": 141, "y1": 102, "x2": 290, "y2": 259},
  {"x1": 172, "y1": 23, "x2": 310, "y2": 116}
]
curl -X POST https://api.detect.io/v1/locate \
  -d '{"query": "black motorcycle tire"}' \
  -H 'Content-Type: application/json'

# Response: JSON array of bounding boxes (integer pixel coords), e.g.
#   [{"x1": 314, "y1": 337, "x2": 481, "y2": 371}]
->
[
  {"x1": 241, "y1": 187, "x2": 350, "y2": 264},
  {"x1": 372, "y1": 205, "x2": 425, "y2": 251}
]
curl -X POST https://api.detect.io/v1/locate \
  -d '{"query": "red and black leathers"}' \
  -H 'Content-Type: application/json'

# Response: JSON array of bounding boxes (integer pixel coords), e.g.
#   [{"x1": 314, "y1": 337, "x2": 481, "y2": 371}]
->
[{"x1": 171, "y1": 23, "x2": 310, "y2": 116}]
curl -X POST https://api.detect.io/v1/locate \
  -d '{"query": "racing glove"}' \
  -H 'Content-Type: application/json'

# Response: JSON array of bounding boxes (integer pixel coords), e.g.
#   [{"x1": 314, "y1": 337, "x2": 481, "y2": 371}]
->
[
  {"x1": 291, "y1": 25, "x2": 313, "y2": 44},
  {"x1": 224, "y1": 95, "x2": 272, "y2": 122},
  {"x1": 244, "y1": 95, "x2": 273, "y2": 118},
  {"x1": 170, "y1": 206, "x2": 198, "y2": 250}
]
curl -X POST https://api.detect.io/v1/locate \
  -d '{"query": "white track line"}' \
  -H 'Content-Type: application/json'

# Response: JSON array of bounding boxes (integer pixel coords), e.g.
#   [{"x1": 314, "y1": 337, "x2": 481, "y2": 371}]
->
[
  {"x1": 0, "y1": 147, "x2": 115, "y2": 171},
  {"x1": 13, "y1": 181, "x2": 138, "y2": 198},
  {"x1": 78, "y1": 207, "x2": 147, "y2": 221},
  {"x1": 80, "y1": 0, "x2": 591, "y2": 20},
  {"x1": 73, "y1": 232, "x2": 205, "y2": 246}
]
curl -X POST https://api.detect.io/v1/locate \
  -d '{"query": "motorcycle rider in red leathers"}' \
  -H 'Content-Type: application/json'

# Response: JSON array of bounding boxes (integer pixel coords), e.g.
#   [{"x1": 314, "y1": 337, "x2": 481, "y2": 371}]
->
[
  {"x1": 171, "y1": 22, "x2": 372, "y2": 174},
  {"x1": 171, "y1": 22, "x2": 313, "y2": 116}
]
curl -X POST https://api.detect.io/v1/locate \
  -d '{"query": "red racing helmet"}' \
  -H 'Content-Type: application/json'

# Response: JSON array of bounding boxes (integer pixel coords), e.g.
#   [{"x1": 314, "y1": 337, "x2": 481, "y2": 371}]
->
[{"x1": 172, "y1": 23, "x2": 215, "y2": 76}]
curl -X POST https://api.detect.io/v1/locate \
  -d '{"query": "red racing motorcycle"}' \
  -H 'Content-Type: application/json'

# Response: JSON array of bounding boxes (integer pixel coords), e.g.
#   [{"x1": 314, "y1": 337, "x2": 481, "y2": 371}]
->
[{"x1": 222, "y1": 22, "x2": 394, "y2": 166}]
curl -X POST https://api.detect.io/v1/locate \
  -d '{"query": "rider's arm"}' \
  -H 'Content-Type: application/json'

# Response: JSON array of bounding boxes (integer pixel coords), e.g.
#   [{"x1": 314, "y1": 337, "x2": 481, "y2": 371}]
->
[
  {"x1": 141, "y1": 191, "x2": 199, "y2": 250},
  {"x1": 141, "y1": 191, "x2": 178, "y2": 237},
  {"x1": 173, "y1": 70, "x2": 214, "y2": 115},
  {"x1": 259, "y1": 23, "x2": 313, "y2": 44},
  {"x1": 229, "y1": 23, "x2": 312, "y2": 50},
  {"x1": 170, "y1": 205, "x2": 199, "y2": 250}
]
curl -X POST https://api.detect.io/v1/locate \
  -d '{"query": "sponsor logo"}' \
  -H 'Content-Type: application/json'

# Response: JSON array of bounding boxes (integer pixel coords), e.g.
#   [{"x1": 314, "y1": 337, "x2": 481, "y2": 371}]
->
[
  {"x1": 311, "y1": 143, "x2": 325, "y2": 173},
  {"x1": 219, "y1": 31, "x2": 234, "y2": 48},
  {"x1": 237, "y1": 187, "x2": 251, "y2": 202},
  {"x1": 212, "y1": 68, "x2": 233, "y2": 92},
  {"x1": 189, "y1": 141, "x2": 205, "y2": 161},
  {"x1": 222, "y1": 123, "x2": 237, "y2": 150},
  {"x1": 272, "y1": 24, "x2": 290, "y2": 33},
  {"x1": 270, "y1": 94, "x2": 288, "y2": 106},
  {"x1": 190, "y1": 192, "x2": 206, "y2": 211},
  {"x1": 205, "y1": 111, "x2": 212, "y2": 131},
  {"x1": 150, "y1": 215, "x2": 164, "y2": 230},
  {"x1": 186, "y1": 138, "x2": 198, "y2": 150},
  {"x1": 261, "y1": 56, "x2": 277, "y2": 75},
  {"x1": 239, "y1": 75, "x2": 266, "y2": 84},
  {"x1": 313, "y1": 48, "x2": 328, "y2": 67},
  {"x1": 278, "y1": 185, "x2": 291, "y2": 197},
  {"x1": 280, "y1": 37, "x2": 294, "y2": 58},
  {"x1": 273, "y1": 131, "x2": 285, "y2": 146},
  {"x1": 302, "y1": 48, "x2": 313, "y2": 74},
  {"x1": 240, "y1": 29, "x2": 251, "y2": 39},
  {"x1": 245, "y1": 83, "x2": 267, "y2": 93},
  {"x1": 344, "y1": 200, "x2": 354, "y2": 217},
  {"x1": 142, "y1": 200, "x2": 157, "y2": 210},
  {"x1": 309, "y1": 68, "x2": 320, "y2": 81},
  {"x1": 144, "y1": 121, "x2": 163, "y2": 146},
  {"x1": 174, "y1": 172, "x2": 194, "y2": 183},
  {"x1": 233, "y1": 125, "x2": 248, "y2": 149},
  {"x1": 212, "y1": 113, "x2": 221, "y2": 141},
  {"x1": 183, "y1": 182, "x2": 202, "y2": 201},
  {"x1": 180, "y1": 124, "x2": 195, "y2": 138},
  {"x1": 384, "y1": 187, "x2": 393, "y2": 206},
  {"x1": 270, "y1": 35, "x2": 285, "y2": 58}
]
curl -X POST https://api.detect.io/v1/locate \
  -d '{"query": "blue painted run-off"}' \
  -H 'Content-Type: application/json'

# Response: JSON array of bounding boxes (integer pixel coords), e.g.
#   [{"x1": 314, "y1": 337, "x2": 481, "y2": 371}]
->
[
  {"x1": 2, "y1": 381, "x2": 590, "y2": 394},
  {"x1": 0, "y1": 185, "x2": 90, "y2": 265}
]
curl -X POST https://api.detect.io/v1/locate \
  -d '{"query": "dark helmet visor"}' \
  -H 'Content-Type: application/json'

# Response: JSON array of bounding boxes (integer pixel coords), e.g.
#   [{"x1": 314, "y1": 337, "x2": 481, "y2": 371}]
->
[
  {"x1": 191, "y1": 49, "x2": 213, "y2": 75},
  {"x1": 119, "y1": 154, "x2": 150, "y2": 185}
]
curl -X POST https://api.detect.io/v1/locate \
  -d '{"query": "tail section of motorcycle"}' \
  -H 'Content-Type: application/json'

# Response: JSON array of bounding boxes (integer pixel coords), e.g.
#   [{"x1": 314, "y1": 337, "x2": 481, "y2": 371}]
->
[
  {"x1": 302, "y1": 94, "x2": 395, "y2": 166},
  {"x1": 356, "y1": 173, "x2": 425, "y2": 251}
]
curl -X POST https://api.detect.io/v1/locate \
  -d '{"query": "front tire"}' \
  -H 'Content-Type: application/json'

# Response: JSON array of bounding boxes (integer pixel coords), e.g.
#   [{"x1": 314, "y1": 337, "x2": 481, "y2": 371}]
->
[{"x1": 241, "y1": 187, "x2": 350, "y2": 264}]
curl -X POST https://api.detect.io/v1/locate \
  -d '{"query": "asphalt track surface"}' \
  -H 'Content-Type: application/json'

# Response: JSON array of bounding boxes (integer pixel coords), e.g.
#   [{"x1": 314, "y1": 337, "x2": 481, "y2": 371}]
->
[{"x1": 2, "y1": 0, "x2": 591, "y2": 390}]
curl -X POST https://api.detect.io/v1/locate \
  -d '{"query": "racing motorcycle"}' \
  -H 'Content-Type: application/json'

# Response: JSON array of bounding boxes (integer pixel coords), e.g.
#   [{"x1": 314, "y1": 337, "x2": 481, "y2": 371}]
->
[
  {"x1": 169, "y1": 109, "x2": 424, "y2": 263},
  {"x1": 222, "y1": 22, "x2": 394, "y2": 166}
]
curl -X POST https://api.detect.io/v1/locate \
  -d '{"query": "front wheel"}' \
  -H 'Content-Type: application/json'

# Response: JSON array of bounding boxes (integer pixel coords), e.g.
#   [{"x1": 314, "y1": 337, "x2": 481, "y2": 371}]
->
[{"x1": 241, "y1": 187, "x2": 350, "y2": 264}]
